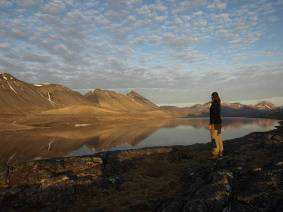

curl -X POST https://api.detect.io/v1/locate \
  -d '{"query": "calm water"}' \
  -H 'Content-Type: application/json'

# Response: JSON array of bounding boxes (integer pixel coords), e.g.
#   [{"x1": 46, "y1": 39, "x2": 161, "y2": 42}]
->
[
  {"x1": 0, "y1": 117, "x2": 280, "y2": 164},
  {"x1": 71, "y1": 117, "x2": 280, "y2": 156}
]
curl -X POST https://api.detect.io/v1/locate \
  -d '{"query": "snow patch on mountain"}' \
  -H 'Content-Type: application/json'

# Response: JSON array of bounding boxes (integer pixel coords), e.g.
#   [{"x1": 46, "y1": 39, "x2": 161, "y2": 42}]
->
[
  {"x1": 47, "y1": 92, "x2": 55, "y2": 104},
  {"x1": 7, "y1": 81, "x2": 17, "y2": 94}
]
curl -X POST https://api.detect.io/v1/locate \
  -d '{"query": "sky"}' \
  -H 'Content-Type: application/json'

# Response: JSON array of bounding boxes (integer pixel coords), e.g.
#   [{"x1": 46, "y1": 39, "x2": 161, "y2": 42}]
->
[{"x1": 0, "y1": 0, "x2": 283, "y2": 106}]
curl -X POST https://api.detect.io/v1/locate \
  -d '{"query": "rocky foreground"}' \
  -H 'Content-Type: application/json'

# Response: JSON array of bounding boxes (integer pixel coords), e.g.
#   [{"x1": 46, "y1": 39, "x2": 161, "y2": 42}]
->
[{"x1": 0, "y1": 122, "x2": 283, "y2": 211}]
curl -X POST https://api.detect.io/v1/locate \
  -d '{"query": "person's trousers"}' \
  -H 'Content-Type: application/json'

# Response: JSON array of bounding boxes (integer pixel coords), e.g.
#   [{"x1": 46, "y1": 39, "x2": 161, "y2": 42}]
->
[{"x1": 210, "y1": 126, "x2": 223, "y2": 156}]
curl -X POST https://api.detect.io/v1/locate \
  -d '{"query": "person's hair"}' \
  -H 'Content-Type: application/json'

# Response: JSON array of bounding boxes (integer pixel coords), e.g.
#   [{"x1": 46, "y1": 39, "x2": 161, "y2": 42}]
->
[{"x1": 211, "y1": 92, "x2": 221, "y2": 104}]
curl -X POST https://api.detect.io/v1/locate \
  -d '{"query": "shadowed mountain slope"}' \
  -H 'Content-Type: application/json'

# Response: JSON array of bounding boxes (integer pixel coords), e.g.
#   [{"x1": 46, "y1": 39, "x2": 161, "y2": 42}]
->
[
  {"x1": 161, "y1": 101, "x2": 279, "y2": 118},
  {"x1": 194, "y1": 101, "x2": 278, "y2": 117}
]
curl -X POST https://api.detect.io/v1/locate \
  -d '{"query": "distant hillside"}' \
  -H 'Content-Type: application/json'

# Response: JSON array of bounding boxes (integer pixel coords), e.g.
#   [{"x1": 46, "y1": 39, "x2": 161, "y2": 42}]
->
[
  {"x1": 126, "y1": 90, "x2": 159, "y2": 109},
  {"x1": 0, "y1": 73, "x2": 94, "y2": 115},
  {"x1": 159, "y1": 106, "x2": 192, "y2": 117},
  {"x1": 160, "y1": 101, "x2": 281, "y2": 119},
  {"x1": 254, "y1": 101, "x2": 275, "y2": 110},
  {"x1": 35, "y1": 84, "x2": 92, "y2": 107},
  {"x1": 0, "y1": 72, "x2": 280, "y2": 119},
  {"x1": 0, "y1": 73, "x2": 53, "y2": 114},
  {"x1": 264, "y1": 107, "x2": 283, "y2": 119},
  {"x1": 85, "y1": 89, "x2": 159, "y2": 112},
  {"x1": 184, "y1": 101, "x2": 279, "y2": 118},
  {"x1": 0, "y1": 73, "x2": 168, "y2": 118},
  {"x1": 160, "y1": 102, "x2": 211, "y2": 117}
]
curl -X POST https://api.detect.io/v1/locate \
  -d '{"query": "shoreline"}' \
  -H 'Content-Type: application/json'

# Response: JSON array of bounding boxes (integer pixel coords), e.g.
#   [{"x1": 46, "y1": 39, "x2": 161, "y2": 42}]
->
[{"x1": 0, "y1": 121, "x2": 282, "y2": 211}]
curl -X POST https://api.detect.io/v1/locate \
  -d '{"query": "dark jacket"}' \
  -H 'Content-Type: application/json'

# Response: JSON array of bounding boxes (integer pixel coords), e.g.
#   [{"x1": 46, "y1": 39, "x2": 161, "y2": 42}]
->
[{"x1": 210, "y1": 100, "x2": 222, "y2": 125}]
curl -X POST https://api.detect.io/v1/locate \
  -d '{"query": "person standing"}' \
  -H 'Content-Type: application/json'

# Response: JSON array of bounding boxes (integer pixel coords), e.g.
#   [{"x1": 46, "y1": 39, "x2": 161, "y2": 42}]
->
[{"x1": 209, "y1": 92, "x2": 223, "y2": 157}]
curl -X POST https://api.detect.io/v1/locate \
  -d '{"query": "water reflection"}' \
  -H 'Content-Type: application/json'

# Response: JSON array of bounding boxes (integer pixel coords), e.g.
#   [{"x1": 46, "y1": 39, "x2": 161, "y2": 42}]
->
[{"x1": 0, "y1": 118, "x2": 279, "y2": 164}]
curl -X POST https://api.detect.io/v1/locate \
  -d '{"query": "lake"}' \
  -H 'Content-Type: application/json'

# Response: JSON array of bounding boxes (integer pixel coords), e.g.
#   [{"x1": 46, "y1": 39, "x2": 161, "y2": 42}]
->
[
  {"x1": 71, "y1": 117, "x2": 279, "y2": 155},
  {"x1": 0, "y1": 117, "x2": 280, "y2": 164}
]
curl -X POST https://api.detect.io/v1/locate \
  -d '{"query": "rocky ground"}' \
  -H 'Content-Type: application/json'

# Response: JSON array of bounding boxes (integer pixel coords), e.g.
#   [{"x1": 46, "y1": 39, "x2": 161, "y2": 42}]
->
[{"x1": 0, "y1": 122, "x2": 282, "y2": 211}]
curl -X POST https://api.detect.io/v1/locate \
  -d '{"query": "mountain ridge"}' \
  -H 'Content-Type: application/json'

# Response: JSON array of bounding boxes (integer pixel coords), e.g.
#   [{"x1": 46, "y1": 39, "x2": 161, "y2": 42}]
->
[
  {"x1": 0, "y1": 73, "x2": 53, "y2": 114},
  {"x1": 0, "y1": 73, "x2": 165, "y2": 115},
  {"x1": 0, "y1": 73, "x2": 281, "y2": 118},
  {"x1": 126, "y1": 90, "x2": 159, "y2": 109},
  {"x1": 85, "y1": 88, "x2": 159, "y2": 112}
]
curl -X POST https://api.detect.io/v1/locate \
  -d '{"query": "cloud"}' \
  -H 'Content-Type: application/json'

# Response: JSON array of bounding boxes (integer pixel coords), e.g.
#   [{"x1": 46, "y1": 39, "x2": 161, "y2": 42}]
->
[
  {"x1": 18, "y1": 0, "x2": 39, "y2": 8},
  {"x1": 0, "y1": 0, "x2": 282, "y2": 104},
  {"x1": 22, "y1": 52, "x2": 51, "y2": 63},
  {"x1": 0, "y1": 0, "x2": 11, "y2": 7},
  {"x1": 162, "y1": 33, "x2": 199, "y2": 47},
  {"x1": 213, "y1": 13, "x2": 230, "y2": 23},
  {"x1": 175, "y1": 49, "x2": 207, "y2": 63},
  {"x1": 41, "y1": 0, "x2": 67, "y2": 14},
  {"x1": 208, "y1": 1, "x2": 226, "y2": 10},
  {"x1": 0, "y1": 42, "x2": 8, "y2": 48}
]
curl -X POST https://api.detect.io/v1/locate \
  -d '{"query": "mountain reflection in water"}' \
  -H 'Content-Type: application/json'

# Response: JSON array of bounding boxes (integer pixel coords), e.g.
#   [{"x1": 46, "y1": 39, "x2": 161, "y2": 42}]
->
[{"x1": 0, "y1": 117, "x2": 279, "y2": 164}]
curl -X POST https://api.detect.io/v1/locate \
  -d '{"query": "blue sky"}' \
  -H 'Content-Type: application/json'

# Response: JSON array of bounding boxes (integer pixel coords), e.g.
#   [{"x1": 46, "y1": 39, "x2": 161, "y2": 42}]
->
[{"x1": 0, "y1": 0, "x2": 283, "y2": 105}]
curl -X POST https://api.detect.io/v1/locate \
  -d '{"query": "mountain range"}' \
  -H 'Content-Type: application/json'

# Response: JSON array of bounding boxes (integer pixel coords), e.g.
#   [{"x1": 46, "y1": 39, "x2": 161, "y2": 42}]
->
[
  {"x1": 0, "y1": 73, "x2": 162, "y2": 117},
  {"x1": 0, "y1": 72, "x2": 282, "y2": 119},
  {"x1": 161, "y1": 101, "x2": 282, "y2": 118},
  {"x1": 84, "y1": 89, "x2": 159, "y2": 112}
]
